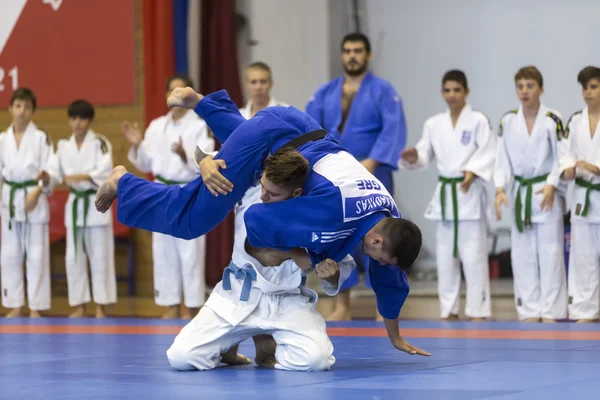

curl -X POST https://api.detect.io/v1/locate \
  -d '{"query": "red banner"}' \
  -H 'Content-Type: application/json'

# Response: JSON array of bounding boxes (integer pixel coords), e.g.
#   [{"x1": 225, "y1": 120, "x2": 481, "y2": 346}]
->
[{"x1": 0, "y1": 0, "x2": 135, "y2": 108}]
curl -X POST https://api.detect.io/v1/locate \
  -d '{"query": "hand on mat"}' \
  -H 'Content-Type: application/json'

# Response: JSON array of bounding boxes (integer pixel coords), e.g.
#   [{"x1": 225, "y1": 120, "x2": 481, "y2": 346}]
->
[
  {"x1": 171, "y1": 137, "x2": 187, "y2": 163},
  {"x1": 495, "y1": 189, "x2": 508, "y2": 221},
  {"x1": 536, "y1": 184, "x2": 555, "y2": 212},
  {"x1": 392, "y1": 337, "x2": 431, "y2": 356},
  {"x1": 316, "y1": 259, "x2": 340, "y2": 283},
  {"x1": 24, "y1": 187, "x2": 42, "y2": 212},
  {"x1": 561, "y1": 166, "x2": 576, "y2": 180},
  {"x1": 167, "y1": 87, "x2": 204, "y2": 109},
  {"x1": 400, "y1": 148, "x2": 418, "y2": 164},
  {"x1": 121, "y1": 121, "x2": 143, "y2": 147},
  {"x1": 461, "y1": 171, "x2": 475, "y2": 193},
  {"x1": 199, "y1": 155, "x2": 233, "y2": 196}
]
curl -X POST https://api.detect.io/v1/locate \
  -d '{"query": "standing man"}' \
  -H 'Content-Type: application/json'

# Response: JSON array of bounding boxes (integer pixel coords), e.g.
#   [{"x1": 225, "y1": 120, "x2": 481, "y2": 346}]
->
[
  {"x1": 306, "y1": 33, "x2": 408, "y2": 320},
  {"x1": 239, "y1": 62, "x2": 288, "y2": 119},
  {"x1": 122, "y1": 74, "x2": 214, "y2": 319}
]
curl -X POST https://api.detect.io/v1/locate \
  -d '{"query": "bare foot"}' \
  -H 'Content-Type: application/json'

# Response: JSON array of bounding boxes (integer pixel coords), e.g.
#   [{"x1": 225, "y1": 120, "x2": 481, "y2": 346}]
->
[
  {"x1": 470, "y1": 317, "x2": 486, "y2": 322},
  {"x1": 95, "y1": 165, "x2": 127, "y2": 213},
  {"x1": 327, "y1": 307, "x2": 351, "y2": 321},
  {"x1": 541, "y1": 318, "x2": 556, "y2": 323},
  {"x1": 441, "y1": 314, "x2": 460, "y2": 321},
  {"x1": 523, "y1": 317, "x2": 540, "y2": 323},
  {"x1": 253, "y1": 334, "x2": 277, "y2": 368},
  {"x1": 69, "y1": 305, "x2": 86, "y2": 318},
  {"x1": 576, "y1": 319, "x2": 598, "y2": 323},
  {"x1": 161, "y1": 305, "x2": 179, "y2": 319},
  {"x1": 30, "y1": 310, "x2": 41, "y2": 318},
  {"x1": 167, "y1": 87, "x2": 203, "y2": 109},
  {"x1": 95, "y1": 305, "x2": 106, "y2": 319},
  {"x1": 220, "y1": 345, "x2": 251, "y2": 366},
  {"x1": 6, "y1": 307, "x2": 23, "y2": 318}
]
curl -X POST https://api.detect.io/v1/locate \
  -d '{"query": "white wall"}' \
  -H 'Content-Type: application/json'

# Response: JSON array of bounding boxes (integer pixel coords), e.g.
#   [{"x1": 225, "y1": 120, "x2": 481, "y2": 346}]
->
[
  {"x1": 363, "y1": 0, "x2": 600, "y2": 263},
  {"x1": 235, "y1": 0, "x2": 331, "y2": 109}
]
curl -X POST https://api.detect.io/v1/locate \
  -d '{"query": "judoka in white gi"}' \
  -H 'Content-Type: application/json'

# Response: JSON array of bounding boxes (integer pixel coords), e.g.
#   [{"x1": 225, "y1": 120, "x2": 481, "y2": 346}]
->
[
  {"x1": 0, "y1": 88, "x2": 53, "y2": 318},
  {"x1": 239, "y1": 62, "x2": 288, "y2": 119},
  {"x1": 167, "y1": 148, "x2": 354, "y2": 371},
  {"x1": 559, "y1": 66, "x2": 600, "y2": 323},
  {"x1": 43, "y1": 100, "x2": 116, "y2": 318},
  {"x1": 495, "y1": 66, "x2": 568, "y2": 322},
  {"x1": 400, "y1": 70, "x2": 495, "y2": 321},
  {"x1": 123, "y1": 74, "x2": 215, "y2": 319}
]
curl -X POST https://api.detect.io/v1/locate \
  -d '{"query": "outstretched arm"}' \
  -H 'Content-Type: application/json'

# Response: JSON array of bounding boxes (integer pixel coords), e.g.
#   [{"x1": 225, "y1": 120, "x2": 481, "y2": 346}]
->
[{"x1": 168, "y1": 88, "x2": 247, "y2": 144}]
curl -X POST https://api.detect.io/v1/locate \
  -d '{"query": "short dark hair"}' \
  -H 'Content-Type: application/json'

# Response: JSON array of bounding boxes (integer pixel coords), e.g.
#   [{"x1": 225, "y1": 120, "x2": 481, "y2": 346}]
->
[
  {"x1": 166, "y1": 73, "x2": 194, "y2": 92},
  {"x1": 378, "y1": 217, "x2": 422, "y2": 270},
  {"x1": 515, "y1": 65, "x2": 543, "y2": 88},
  {"x1": 577, "y1": 66, "x2": 600, "y2": 88},
  {"x1": 68, "y1": 99, "x2": 95, "y2": 120},
  {"x1": 341, "y1": 32, "x2": 371, "y2": 53},
  {"x1": 10, "y1": 88, "x2": 37, "y2": 111},
  {"x1": 442, "y1": 70, "x2": 468, "y2": 91},
  {"x1": 247, "y1": 61, "x2": 272, "y2": 79},
  {"x1": 264, "y1": 147, "x2": 309, "y2": 190}
]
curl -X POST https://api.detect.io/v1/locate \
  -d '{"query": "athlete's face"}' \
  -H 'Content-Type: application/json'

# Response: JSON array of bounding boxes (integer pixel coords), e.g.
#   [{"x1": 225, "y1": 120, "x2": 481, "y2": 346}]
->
[
  {"x1": 515, "y1": 78, "x2": 543, "y2": 108},
  {"x1": 362, "y1": 237, "x2": 398, "y2": 266},
  {"x1": 583, "y1": 78, "x2": 600, "y2": 108},
  {"x1": 259, "y1": 176, "x2": 303, "y2": 204}
]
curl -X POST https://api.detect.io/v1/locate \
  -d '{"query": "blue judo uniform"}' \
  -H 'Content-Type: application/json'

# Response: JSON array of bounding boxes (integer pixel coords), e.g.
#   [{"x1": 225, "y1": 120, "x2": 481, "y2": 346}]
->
[
  {"x1": 306, "y1": 72, "x2": 407, "y2": 290},
  {"x1": 116, "y1": 90, "x2": 410, "y2": 319}
]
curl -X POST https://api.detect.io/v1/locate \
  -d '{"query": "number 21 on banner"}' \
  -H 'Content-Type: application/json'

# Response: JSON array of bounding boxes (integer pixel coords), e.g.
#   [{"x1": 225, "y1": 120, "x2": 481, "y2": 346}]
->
[{"x1": 0, "y1": 67, "x2": 19, "y2": 91}]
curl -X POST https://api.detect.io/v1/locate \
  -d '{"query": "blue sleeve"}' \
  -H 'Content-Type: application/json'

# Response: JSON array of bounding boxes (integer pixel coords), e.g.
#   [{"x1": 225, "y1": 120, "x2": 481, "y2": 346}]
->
[
  {"x1": 368, "y1": 83, "x2": 407, "y2": 170},
  {"x1": 244, "y1": 194, "x2": 339, "y2": 253},
  {"x1": 368, "y1": 258, "x2": 410, "y2": 319},
  {"x1": 306, "y1": 90, "x2": 325, "y2": 125},
  {"x1": 194, "y1": 90, "x2": 247, "y2": 144}
]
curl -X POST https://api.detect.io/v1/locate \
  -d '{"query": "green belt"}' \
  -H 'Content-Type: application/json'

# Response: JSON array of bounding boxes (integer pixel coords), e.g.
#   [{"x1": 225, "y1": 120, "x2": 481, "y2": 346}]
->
[
  {"x1": 575, "y1": 178, "x2": 600, "y2": 217},
  {"x1": 155, "y1": 175, "x2": 188, "y2": 186},
  {"x1": 514, "y1": 174, "x2": 549, "y2": 232},
  {"x1": 68, "y1": 187, "x2": 98, "y2": 259},
  {"x1": 3, "y1": 179, "x2": 39, "y2": 261},
  {"x1": 4, "y1": 179, "x2": 38, "y2": 230},
  {"x1": 439, "y1": 176, "x2": 464, "y2": 258}
]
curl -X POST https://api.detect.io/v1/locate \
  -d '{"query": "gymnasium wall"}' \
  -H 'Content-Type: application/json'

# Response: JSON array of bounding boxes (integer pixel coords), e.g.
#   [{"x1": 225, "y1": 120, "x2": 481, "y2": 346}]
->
[{"x1": 0, "y1": 0, "x2": 155, "y2": 296}]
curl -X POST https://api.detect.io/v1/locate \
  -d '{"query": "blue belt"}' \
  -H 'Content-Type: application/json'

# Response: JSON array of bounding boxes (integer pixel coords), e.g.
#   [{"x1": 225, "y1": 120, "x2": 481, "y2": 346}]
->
[{"x1": 222, "y1": 262, "x2": 258, "y2": 301}]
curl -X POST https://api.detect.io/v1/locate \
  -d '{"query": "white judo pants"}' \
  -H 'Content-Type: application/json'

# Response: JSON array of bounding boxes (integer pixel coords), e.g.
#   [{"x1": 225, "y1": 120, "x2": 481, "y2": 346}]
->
[
  {"x1": 152, "y1": 232, "x2": 205, "y2": 308},
  {"x1": 511, "y1": 221, "x2": 567, "y2": 320},
  {"x1": 166, "y1": 294, "x2": 335, "y2": 372},
  {"x1": 66, "y1": 225, "x2": 116, "y2": 307},
  {"x1": 567, "y1": 221, "x2": 600, "y2": 320},
  {"x1": 436, "y1": 218, "x2": 491, "y2": 318},
  {"x1": 0, "y1": 220, "x2": 50, "y2": 311}
]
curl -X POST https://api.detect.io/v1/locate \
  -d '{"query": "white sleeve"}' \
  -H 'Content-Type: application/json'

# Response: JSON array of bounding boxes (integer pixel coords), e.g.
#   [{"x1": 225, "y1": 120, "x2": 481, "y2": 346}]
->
[
  {"x1": 39, "y1": 133, "x2": 55, "y2": 194},
  {"x1": 559, "y1": 114, "x2": 577, "y2": 174},
  {"x1": 493, "y1": 117, "x2": 513, "y2": 192},
  {"x1": 320, "y1": 255, "x2": 355, "y2": 296},
  {"x1": 398, "y1": 119, "x2": 435, "y2": 171},
  {"x1": 464, "y1": 117, "x2": 496, "y2": 182},
  {"x1": 546, "y1": 113, "x2": 564, "y2": 188},
  {"x1": 183, "y1": 120, "x2": 215, "y2": 173},
  {"x1": 88, "y1": 137, "x2": 114, "y2": 187}
]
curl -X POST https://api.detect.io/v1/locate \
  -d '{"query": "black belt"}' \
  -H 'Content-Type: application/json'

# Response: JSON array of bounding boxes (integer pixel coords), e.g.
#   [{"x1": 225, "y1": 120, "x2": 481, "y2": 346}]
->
[{"x1": 282, "y1": 129, "x2": 326, "y2": 149}]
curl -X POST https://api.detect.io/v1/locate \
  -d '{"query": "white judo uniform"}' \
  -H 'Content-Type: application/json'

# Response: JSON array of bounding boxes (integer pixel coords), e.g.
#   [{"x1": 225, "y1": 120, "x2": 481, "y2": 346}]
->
[
  {"x1": 166, "y1": 184, "x2": 355, "y2": 372},
  {"x1": 45, "y1": 130, "x2": 116, "y2": 307},
  {"x1": 238, "y1": 97, "x2": 288, "y2": 119},
  {"x1": 399, "y1": 104, "x2": 495, "y2": 318},
  {"x1": 0, "y1": 122, "x2": 53, "y2": 311},
  {"x1": 128, "y1": 110, "x2": 214, "y2": 308},
  {"x1": 559, "y1": 108, "x2": 600, "y2": 320},
  {"x1": 494, "y1": 105, "x2": 568, "y2": 320}
]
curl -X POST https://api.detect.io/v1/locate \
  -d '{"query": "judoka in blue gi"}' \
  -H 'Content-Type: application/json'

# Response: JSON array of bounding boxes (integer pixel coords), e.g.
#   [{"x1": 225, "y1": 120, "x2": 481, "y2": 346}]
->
[
  {"x1": 306, "y1": 33, "x2": 407, "y2": 320},
  {"x1": 95, "y1": 87, "x2": 429, "y2": 356}
]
